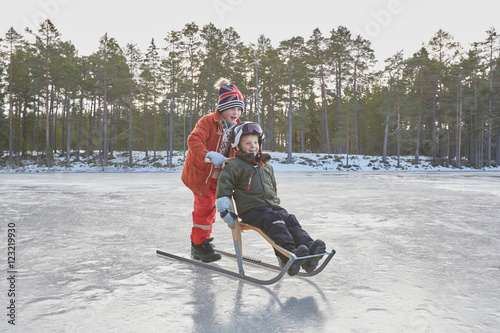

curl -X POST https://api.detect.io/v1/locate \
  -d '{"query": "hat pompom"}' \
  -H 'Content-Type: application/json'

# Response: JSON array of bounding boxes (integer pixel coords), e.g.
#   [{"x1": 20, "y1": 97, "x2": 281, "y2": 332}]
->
[{"x1": 214, "y1": 78, "x2": 231, "y2": 89}]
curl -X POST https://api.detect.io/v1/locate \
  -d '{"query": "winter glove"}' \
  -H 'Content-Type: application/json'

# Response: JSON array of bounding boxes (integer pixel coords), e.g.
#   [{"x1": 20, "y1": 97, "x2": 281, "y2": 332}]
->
[
  {"x1": 216, "y1": 196, "x2": 237, "y2": 229},
  {"x1": 205, "y1": 151, "x2": 226, "y2": 166}
]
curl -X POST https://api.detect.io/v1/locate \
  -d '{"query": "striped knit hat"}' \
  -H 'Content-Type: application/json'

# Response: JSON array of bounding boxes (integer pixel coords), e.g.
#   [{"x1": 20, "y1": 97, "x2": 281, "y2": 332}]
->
[{"x1": 215, "y1": 78, "x2": 244, "y2": 113}]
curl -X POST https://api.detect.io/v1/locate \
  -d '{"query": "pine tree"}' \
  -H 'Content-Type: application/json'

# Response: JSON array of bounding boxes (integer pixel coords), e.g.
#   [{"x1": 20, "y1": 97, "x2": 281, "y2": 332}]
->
[
  {"x1": 427, "y1": 29, "x2": 462, "y2": 162},
  {"x1": 382, "y1": 51, "x2": 405, "y2": 163},
  {"x1": 253, "y1": 35, "x2": 279, "y2": 148},
  {"x1": 307, "y1": 28, "x2": 330, "y2": 153},
  {"x1": 462, "y1": 46, "x2": 483, "y2": 167},
  {"x1": 26, "y1": 19, "x2": 61, "y2": 165},
  {"x1": 405, "y1": 47, "x2": 435, "y2": 163},
  {"x1": 3, "y1": 27, "x2": 24, "y2": 166},
  {"x1": 479, "y1": 27, "x2": 500, "y2": 165},
  {"x1": 124, "y1": 43, "x2": 142, "y2": 165},
  {"x1": 143, "y1": 38, "x2": 161, "y2": 159},
  {"x1": 51, "y1": 41, "x2": 80, "y2": 165},
  {"x1": 328, "y1": 26, "x2": 353, "y2": 155},
  {"x1": 199, "y1": 23, "x2": 225, "y2": 114},
  {"x1": 182, "y1": 22, "x2": 201, "y2": 136},
  {"x1": 163, "y1": 30, "x2": 184, "y2": 166},
  {"x1": 350, "y1": 34, "x2": 375, "y2": 155},
  {"x1": 94, "y1": 33, "x2": 124, "y2": 166},
  {"x1": 279, "y1": 36, "x2": 306, "y2": 162}
]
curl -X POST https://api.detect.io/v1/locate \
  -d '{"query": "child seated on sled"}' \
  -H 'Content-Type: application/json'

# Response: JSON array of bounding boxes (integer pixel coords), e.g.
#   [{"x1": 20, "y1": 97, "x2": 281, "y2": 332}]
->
[{"x1": 215, "y1": 122, "x2": 326, "y2": 276}]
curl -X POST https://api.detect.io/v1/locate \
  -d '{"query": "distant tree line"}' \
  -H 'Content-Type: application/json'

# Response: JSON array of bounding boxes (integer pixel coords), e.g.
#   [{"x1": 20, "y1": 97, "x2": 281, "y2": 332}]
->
[{"x1": 0, "y1": 19, "x2": 499, "y2": 168}]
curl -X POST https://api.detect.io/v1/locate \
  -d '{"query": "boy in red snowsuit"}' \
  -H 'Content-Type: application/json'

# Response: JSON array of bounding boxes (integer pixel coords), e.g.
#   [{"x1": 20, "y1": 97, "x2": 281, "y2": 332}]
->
[{"x1": 181, "y1": 78, "x2": 243, "y2": 262}]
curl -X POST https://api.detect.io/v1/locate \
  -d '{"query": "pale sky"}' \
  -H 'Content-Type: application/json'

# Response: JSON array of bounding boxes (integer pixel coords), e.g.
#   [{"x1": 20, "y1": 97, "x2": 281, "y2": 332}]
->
[{"x1": 1, "y1": 0, "x2": 499, "y2": 68}]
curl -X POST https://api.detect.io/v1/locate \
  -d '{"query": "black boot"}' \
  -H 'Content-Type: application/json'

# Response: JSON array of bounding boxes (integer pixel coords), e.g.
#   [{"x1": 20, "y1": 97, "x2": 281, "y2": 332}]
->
[
  {"x1": 302, "y1": 239, "x2": 326, "y2": 273},
  {"x1": 277, "y1": 245, "x2": 309, "y2": 276},
  {"x1": 191, "y1": 238, "x2": 222, "y2": 263}
]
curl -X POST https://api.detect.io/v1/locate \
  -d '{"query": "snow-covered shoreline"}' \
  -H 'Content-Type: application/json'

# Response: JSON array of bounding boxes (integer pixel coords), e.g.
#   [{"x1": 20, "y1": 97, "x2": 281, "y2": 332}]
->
[{"x1": 1, "y1": 151, "x2": 499, "y2": 173}]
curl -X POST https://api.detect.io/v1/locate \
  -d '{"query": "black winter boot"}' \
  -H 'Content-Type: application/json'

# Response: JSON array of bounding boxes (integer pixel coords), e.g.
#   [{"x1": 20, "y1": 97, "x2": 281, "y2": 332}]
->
[
  {"x1": 277, "y1": 245, "x2": 309, "y2": 276},
  {"x1": 191, "y1": 238, "x2": 222, "y2": 263},
  {"x1": 302, "y1": 239, "x2": 326, "y2": 273}
]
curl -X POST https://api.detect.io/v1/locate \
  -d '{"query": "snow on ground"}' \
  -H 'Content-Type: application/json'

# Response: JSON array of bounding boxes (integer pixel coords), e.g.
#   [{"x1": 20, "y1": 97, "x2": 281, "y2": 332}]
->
[{"x1": 1, "y1": 150, "x2": 499, "y2": 173}]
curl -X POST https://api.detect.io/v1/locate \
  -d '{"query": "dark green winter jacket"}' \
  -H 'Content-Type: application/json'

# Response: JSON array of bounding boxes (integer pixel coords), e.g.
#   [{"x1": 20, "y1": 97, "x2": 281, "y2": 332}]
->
[{"x1": 216, "y1": 152, "x2": 279, "y2": 215}]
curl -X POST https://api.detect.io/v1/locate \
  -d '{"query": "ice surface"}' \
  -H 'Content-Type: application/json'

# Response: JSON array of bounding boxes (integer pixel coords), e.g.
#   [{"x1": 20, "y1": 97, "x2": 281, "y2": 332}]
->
[{"x1": 1, "y1": 172, "x2": 499, "y2": 332}]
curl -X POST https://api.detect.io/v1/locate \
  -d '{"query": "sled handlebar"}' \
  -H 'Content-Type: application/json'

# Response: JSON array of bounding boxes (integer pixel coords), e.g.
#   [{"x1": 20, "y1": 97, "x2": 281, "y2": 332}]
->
[{"x1": 205, "y1": 157, "x2": 233, "y2": 164}]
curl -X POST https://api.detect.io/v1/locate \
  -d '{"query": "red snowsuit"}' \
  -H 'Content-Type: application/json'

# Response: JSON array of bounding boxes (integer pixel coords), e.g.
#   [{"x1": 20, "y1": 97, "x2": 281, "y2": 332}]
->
[{"x1": 181, "y1": 110, "x2": 240, "y2": 244}]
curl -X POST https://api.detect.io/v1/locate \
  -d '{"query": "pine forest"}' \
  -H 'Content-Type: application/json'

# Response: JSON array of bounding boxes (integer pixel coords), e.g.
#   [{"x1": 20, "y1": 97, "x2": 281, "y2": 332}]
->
[{"x1": 0, "y1": 20, "x2": 499, "y2": 168}]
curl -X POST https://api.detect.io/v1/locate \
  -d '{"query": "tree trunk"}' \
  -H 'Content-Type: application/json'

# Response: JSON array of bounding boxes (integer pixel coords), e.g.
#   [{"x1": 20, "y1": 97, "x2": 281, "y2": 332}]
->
[
  {"x1": 153, "y1": 95, "x2": 157, "y2": 160},
  {"x1": 431, "y1": 93, "x2": 437, "y2": 160},
  {"x1": 382, "y1": 88, "x2": 391, "y2": 163},
  {"x1": 336, "y1": 63, "x2": 343, "y2": 154},
  {"x1": 61, "y1": 91, "x2": 67, "y2": 154},
  {"x1": 65, "y1": 84, "x2": 71, "y2": 166},
  {"x1": 255, "y1": 63, "x2": 261, "y2": 124},
  {"x1": 456, "y1": 76, "x2": 463, "y2": 168},
  {"x1": 8, "y1": 50, "x2": 14, "y2": 166},
  {"x1": 76, "y1": 94, "x2": 83, "y2": 161},
  {"x1": 287, "y1": 68, "x2": 293, "y2": 163},
  {"x1": 415, "y1": 116, "x2": 421, "y2": 164},
  {"x1": 103, "y1": 83, "x2": 108, "y2": 167},
  {"x1": 487, "y1": 46, "x2": 493, "y2": 166},
  {"x1": 129, "y1": 86, "x2": 133, "y2": 165},
  {"x1": 52, "y1": 91, "x2": 57, "y2": 154},
  {"x1": 110, "y1": 104, "x2": 115, "y2": 159},
  {"x1": 265, "y1": 92, "x2": 274, "y2": 151},
  {"x1": 144, "y1": 100, "x2": 149, "y2": 158},
  {"x1": 168, "y1": 96, "x2": 174, "y2": 166},
  {"x1": 353, "y1": 63, "x2": 360, "y2": 155},
  {"x1": 320, "y1": 65, "x2": 330, "y2": 154},
  {"x1": 396, "y1": 98, "x2": 401, "y2": 167},
  {"x1": 88, "y1": 95, "x2": 96, "y2": 155},
  {"x1": 496, "y1": 128, "x2": 500, "y2": 164},
  {"x1": 96, "y1": 98, "x2": 102, "y2": 163},
  {"x1": 45, "y1": 36, "x2": 51, "y2": 164},
  {"x1": 346, "y1": 114, "x2": 349, "y2": 167}
]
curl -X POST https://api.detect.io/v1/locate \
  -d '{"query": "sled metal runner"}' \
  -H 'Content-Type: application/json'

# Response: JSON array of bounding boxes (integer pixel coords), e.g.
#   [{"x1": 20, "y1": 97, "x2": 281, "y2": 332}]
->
[
  {"x1": 156, "y1": 220, "x2": 335, "y2": 285},
  {"x1": 214, "y1": 248, "x2": 335, "y2": 278},
  {"x1": 157, "y1": 248, "x2": 295, "y2": 285},
  {"x1": 155, "y1": 248, "x2": 335, "y2": 285}
]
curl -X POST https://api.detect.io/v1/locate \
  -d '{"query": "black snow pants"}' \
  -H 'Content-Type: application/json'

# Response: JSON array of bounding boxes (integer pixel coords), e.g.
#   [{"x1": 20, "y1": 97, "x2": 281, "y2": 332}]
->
[{"x1": 239, "y1": 205, "x2": 314, "y2": 252}]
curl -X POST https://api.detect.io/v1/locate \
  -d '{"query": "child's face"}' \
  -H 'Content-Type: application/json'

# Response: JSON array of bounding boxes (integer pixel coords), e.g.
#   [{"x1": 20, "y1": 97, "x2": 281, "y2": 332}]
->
[
  {"x1": 239, "y1": 134, "x2": 260, "y2": 156},
  {"x1": 221, "y1": 107, "x2": 242, "y2": 125}
]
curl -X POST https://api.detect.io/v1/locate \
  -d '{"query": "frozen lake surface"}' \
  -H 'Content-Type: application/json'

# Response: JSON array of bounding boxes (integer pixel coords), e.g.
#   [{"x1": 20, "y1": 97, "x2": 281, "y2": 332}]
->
[{"x1": 1, "y1": 172, "x2": 500, "y2": 332}]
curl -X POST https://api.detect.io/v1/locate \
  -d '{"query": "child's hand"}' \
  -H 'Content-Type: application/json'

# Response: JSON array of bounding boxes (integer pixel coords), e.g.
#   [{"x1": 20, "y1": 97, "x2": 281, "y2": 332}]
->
[
  {"x1": 205, "y1": 151, "x2": 226, "y2": 166},
  {"x1": 216, "y1": 196, "x2": 236, "y2": 229},
  {"x1": 221, "y1": 211, "x2": 236, "y2": 229}
]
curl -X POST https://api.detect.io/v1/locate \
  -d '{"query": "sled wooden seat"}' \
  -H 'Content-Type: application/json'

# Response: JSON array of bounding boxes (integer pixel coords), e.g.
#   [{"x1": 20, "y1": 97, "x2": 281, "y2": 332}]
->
[{"x1": 232, "y1": 219, "x2": 294, "y2": 259}]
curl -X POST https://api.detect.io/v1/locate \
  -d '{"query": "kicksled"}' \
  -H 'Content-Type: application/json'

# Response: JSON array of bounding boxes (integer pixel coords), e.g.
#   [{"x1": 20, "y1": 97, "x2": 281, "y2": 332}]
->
[
  {"x1": 156, "y1": 216, "x2": 335, "y2": 285},
  {"x1": 157, "y1": 157, "x2": 335, "y2": 285}
]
